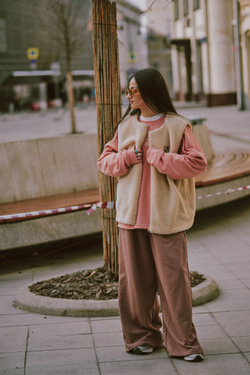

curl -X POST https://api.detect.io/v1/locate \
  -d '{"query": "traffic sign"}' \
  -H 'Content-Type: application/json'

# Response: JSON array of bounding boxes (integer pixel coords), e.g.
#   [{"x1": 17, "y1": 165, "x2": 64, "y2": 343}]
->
[{"x1": 27, "y1": 48, "x2": 39, "y2": 60}]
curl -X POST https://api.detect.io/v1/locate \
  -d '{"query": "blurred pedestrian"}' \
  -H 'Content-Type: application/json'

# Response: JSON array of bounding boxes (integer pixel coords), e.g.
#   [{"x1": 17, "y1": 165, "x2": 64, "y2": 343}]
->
[
  {"x1": 60, "y1": 88, "x2": 67, "y2": 108},
  {"x1": 97, "y1": 68, "x2": 207, "y2": 362}
]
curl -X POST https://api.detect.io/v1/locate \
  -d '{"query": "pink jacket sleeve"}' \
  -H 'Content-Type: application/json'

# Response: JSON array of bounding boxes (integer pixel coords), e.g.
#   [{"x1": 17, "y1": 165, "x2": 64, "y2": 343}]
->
[
  {"x1": 146, "y1": 126, "x2": 207, "y2": 179},
  {"x1": 97, "y1": 132, "x2": 139, "y2": 177}
]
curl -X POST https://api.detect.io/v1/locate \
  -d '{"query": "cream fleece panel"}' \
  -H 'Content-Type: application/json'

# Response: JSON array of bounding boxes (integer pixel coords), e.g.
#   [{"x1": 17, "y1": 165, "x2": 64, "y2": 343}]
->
[
  {"x1": 148, "y1": 114, "x2": 195, "y2": 234},
  {"x1": 116, "y1": 114, "x2": 195, "y2": 233},
  {"x1": 116, "y1": 116, "x2": 148, "y2": 225}
]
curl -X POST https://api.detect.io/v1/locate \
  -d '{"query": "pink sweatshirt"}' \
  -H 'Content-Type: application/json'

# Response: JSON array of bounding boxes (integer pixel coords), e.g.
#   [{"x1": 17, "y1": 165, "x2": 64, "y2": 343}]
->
[{"x1": 97, "y1": 115, "x2": 207, "y2": 230}]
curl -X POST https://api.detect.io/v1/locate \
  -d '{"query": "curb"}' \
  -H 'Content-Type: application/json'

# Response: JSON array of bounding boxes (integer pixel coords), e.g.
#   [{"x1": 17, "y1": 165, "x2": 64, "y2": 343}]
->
[{"x1": 15, "y1": 274, "x2": 219, "y2": 317}]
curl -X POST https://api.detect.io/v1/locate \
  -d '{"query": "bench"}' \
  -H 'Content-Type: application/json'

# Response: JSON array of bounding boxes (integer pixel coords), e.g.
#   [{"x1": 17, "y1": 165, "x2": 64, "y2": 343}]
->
[
  {"x1": 1, "y1": 121, "x2": 250, "y2": 251},
  {"x1": 0, "y1": 134, "x2": 102, "y2": 251},
  {"x1": 190, "y1": 118, "x2": 250, "y2": 209}
]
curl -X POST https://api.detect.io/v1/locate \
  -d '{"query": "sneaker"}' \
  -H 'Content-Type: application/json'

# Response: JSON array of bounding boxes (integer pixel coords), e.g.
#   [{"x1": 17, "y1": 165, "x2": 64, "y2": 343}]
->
[
  {"x1": 184, "y1": 354, "x2": 203, "y2": 362},
  {"x1": 132, "y1": 345, "x2": 154, "y2": 354}
]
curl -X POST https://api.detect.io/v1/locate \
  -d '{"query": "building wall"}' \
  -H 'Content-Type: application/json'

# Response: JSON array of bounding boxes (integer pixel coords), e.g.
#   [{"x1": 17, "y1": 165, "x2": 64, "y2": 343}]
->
[
  {"x1": 0, "y1": 0, "x2": 147, "y2": 110},
  {"x1": 169, "y1": 0, "x2": 237, "y2": 106},
  {"x1": 145, "y1": 0, "x2": 173, "y2": 96},
  {"x1": 0, "y1": 0, "x2": 93, "y2": 84},
  {"x1": 116, "y1": 0, "x2": 149, "y2": 91},
  {"x1": 239, "y1": 0, "x2": 250, "y2": 109},
  {"x1": 207, "y1": 0, "x2": 236, "y2": 101}
]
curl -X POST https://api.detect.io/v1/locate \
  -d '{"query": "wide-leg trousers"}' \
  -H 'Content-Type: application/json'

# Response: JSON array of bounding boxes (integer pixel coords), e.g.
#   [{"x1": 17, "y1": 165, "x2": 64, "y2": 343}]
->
[{"x1": 118, "y1": 228, "x2": 204, "y2": 357}]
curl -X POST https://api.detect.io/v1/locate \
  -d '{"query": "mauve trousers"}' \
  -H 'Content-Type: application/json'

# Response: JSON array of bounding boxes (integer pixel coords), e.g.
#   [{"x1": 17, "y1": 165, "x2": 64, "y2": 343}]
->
[{"x1": 118, "y1": 228, "x2": 204, "y2": 357}]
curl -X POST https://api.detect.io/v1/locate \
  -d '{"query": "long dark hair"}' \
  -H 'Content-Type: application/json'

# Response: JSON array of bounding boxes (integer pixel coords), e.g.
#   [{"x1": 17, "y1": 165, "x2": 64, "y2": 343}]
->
[{"x1": 108, "y1": 68, "x2": 177, "y2": 140}]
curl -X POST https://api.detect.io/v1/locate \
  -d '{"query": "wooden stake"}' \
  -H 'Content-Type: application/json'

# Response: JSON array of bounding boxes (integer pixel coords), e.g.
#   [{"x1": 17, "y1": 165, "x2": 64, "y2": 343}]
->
[{"x1": 92, "y1": 0, "x2": 122, "y2": 276}]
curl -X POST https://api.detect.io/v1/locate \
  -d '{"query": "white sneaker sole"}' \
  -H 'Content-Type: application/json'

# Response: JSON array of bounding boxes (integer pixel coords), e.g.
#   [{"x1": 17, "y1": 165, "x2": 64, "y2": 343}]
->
[{"x1": 184, "y1": 354, "x2": 204, "y2": 362}]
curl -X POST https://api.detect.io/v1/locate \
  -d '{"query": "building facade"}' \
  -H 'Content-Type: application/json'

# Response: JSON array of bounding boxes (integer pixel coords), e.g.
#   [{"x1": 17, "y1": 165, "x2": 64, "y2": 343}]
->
[
  {"x1": 0, "y1": 0, "x2": 148, "y2": 112},
  {"x1": 145, "y1": 0, "x2": 173, "y2": 97},
  {"x1": 0, "y1": 0, "x2": 93, "y2": 111},
  {"x1": 116, "y1": 0, "x2": 149, "y2": 91},
  {"x1": 169, "y1": 0, "x2": 237, "y2": 106},
  {"x1": 239, "y1": 0, "x2": 250, "y2": 109}
]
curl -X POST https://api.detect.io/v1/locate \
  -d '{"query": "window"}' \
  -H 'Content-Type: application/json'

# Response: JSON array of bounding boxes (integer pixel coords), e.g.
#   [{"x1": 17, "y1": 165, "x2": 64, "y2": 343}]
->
[
  {"x1": 193, "y1": 0, "x2": 200, "y2": 11},
  {"x1": 174, "y1": 1, "x2": 179, "y2": 21},
  {"x1": 183, "y1": 0, "x2": 189, "y2": 16}
]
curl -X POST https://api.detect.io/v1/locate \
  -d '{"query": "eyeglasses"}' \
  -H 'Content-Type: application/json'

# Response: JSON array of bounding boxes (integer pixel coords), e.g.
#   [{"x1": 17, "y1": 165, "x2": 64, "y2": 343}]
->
[{"x1": 125, "y1": 88, "x2": 138, "y2": 97}]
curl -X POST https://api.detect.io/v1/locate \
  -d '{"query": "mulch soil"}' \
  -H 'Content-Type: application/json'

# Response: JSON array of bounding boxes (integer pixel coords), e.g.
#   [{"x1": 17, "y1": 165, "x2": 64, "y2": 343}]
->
[{"x1": 29, "y1": 267, "x2": 206, "y2": 301}]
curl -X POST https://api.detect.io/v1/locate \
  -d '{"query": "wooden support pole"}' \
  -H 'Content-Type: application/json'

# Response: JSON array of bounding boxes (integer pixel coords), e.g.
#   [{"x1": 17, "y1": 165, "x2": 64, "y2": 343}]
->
[{"x1": 92, "y1": 0, "x2": 122, "y2": 276}]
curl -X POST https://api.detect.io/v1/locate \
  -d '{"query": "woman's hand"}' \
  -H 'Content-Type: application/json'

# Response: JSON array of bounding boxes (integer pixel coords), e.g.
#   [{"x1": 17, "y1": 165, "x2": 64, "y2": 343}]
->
[{"x1": 134, "y1": 147, "x2": 143, "y2": 163}]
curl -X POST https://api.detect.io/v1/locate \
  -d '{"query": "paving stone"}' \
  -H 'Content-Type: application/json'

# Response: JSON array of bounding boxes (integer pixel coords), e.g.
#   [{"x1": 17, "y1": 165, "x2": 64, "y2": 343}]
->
[
  {"x1": 96, "y1": 345, "x2": 168, "y2": 363},
  {"x1": 198, "y1": 271, "x2": 238, "y2": 282},
  {"x1": 213, "y1": 288, "x2": 250, "y2": 302},
  {"x1": 217, "y1": 279, "x2": 247, "y2": 290},
  {"x1": 25, "y1": 363, "x2": 100, "y2": 375},
  {"x1": 0, "y1": 326, "x2": 28, "y2": 353},
  {"x1": 93, "y1": 331, "x2": 124, "y2": 347},
  {"x1": 193, "y1": 313, "x2": 217, "y2": 326},
  {"x1": 0, "y1": 272, "x2": 33, "y2": 281},
  {"x1": 0, "y1": 285, "x2": 26, "y2": 297},
  {"x1": 202, "y1": 337, "x2": 240, "y2": 355},
  {"x1": 0, "y1": 313, "x2": 86, "y2": 327},
  {"x1": 226, "y1": 263, "x2": 250, "y2": 279},
  {"x1": 244, "y1": 352, "x2": 250, "y2": 362},
  {"x1": 196, "y1": 324, "x2": 227, "y2": 341},
  {"x1": 28, "y1": 330, "x2": 94, "y2": 351},
  {"x1": 0, "y1": 352, "x2": 25, "y2": 370},
  {"x1": 172, "y1": 353, "x2": 250, "y2": 375},
  {"x1": 0, "y1": 296, "x2": 27, "y2": 315},
  {"x1": 26, "y1": 348, "x2": 97, "y2": 366},
  {"x1": 205, "y1": 299, "x2": 250, "y2": 313},
  {"x1": 90, "y1": 318, "x2": 122, "y2": 333},
  {"x1": 213, "y1": 311, "x2": 250, "y2": 337},
  {"x1": 0, "y1": 369, "x2": 24, "y2": 375},
  {"x1": 232, "y1": 336, "x2": 250, "y2": 352},
  {"x1": 99, "y1": 358, "x2": 176, "y2": 375},
  {"x1": 242, "y1": 279, "x2": 250, "y2": 288},
  {"x1": 29, "y1": 321, "x2": 91, "y2": 336},
  {"x1": 192, "y1": 305, "x2": 209, "y2": 314}
]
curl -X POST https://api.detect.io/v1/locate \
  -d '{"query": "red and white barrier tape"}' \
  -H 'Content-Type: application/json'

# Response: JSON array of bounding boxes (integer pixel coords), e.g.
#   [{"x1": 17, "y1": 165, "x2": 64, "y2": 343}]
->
[
  {"x1": 86, "y1": 201, "x2": 115, "y2": 215},
  {"x1": 0, "y1": 201, "x2": 116, "y2": 224},
  {"x1": 1, "y1": 185, "x2": 250, "y2": 224},
  {"x1": 196, "y1": 185, "x2": 250, "y2": 200},
  {"x1": 0, "y1": 204, "x2": 93, "y2": 224}
]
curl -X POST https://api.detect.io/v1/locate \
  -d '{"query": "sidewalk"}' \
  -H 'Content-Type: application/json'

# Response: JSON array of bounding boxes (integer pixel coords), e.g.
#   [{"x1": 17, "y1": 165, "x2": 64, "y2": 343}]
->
[
  {"x1": 1, "y1": 103, "x2": 250, "y2": 150},
  {"x1": 1, "y1": 195, "x2": 250, "y2": 374},
  {"x1": 1, "y1": 103, "x2": 250, "y2": 374}
]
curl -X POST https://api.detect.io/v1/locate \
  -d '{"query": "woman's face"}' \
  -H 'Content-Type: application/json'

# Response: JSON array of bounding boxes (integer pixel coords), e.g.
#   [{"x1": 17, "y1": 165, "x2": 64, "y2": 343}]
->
[{"x1": 127, "y1": 78, "x2": 148, "y2": 112}]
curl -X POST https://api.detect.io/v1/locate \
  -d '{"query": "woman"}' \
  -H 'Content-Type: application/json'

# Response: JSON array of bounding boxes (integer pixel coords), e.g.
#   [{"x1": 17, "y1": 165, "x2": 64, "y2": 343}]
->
[{"x1": 97, "y1": 68, "x2": 207, "y2": 362}]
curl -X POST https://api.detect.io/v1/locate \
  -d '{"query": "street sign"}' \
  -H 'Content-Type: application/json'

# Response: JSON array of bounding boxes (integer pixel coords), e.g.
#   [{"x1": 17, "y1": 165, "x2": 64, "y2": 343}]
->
[
  {"x1": 126, "y1": 51, "x2": 138, "y2": 63},
  {"x1": 27, "y1": 48, "x2": 39, "y2": 60}
]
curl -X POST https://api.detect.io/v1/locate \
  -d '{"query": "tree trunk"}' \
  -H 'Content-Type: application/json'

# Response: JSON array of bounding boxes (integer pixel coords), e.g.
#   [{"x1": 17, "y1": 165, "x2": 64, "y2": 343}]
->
[
  {"x1": 92, "y1": 0, "x2": 122, "y2": 276},
  {"x1": 66, "y1": 71, "x2": 77, "y2": 134}
]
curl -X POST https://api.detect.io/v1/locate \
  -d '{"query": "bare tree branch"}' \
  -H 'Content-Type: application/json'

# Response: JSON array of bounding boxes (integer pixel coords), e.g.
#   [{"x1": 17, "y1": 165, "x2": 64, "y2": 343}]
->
[
  {"x1": 144, "y1": 0, "x2": 177, "y2": 13},
  {"x1": 47, "y1": 0, "x2": 61, "y2": 11}
]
